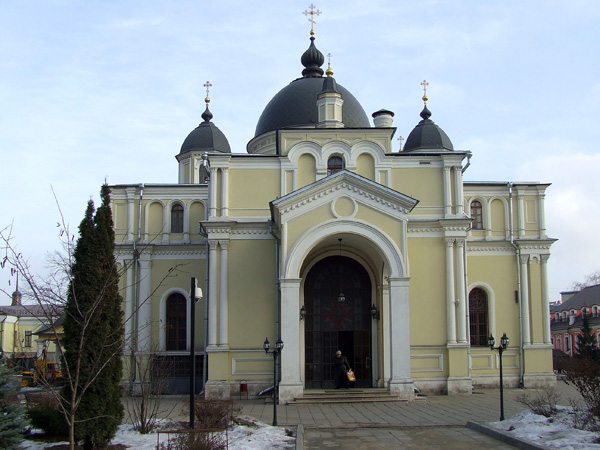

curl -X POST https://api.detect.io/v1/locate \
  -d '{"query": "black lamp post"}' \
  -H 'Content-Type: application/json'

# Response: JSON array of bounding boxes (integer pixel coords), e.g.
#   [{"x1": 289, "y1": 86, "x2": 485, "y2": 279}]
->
[
  {"x1": 489, "y1": 333, "x2": 509, "y2": 421},
  {"x1": 264, "y1": 337, "x2": 284, "y2": 426}
]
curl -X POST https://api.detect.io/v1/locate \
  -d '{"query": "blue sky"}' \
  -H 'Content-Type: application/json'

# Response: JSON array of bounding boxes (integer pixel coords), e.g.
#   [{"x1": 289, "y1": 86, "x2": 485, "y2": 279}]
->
[{"x1": 1, "y1": 0, "x2": 599, "y2": 304}]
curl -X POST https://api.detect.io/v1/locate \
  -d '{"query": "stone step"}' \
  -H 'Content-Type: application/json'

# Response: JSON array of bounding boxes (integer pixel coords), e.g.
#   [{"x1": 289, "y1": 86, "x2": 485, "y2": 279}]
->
[{"x1": 283, "y1": 388, "x2": 425, "y2": 405}]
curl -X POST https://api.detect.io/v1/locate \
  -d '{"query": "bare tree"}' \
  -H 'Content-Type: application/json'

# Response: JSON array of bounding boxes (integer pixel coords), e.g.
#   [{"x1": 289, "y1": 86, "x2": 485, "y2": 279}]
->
[{"x1": 572, "y1": 270, "x2": 600, "y2": 291}]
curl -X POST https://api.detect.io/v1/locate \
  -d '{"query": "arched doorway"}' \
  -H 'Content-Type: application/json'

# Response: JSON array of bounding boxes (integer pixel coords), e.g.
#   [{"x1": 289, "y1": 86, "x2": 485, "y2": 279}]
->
[{"x1": 304, "y1": 255, "x2": 372, "y2": 388}]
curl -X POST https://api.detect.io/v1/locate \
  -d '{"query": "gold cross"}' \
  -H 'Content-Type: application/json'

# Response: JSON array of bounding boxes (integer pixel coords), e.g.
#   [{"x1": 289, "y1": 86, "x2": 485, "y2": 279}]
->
[
  {"x1": 421, "y1": 79, "x2": 429, "y2": 104},
  {"x1": 303, "y1": 4, "x2": 321, "y2": 34},
  {"x1": 203, "y1": 80, "x2": 212, "y2": 104},
  {"x1": 397, "y1": 136, "x2": 404, "y2": 151}
]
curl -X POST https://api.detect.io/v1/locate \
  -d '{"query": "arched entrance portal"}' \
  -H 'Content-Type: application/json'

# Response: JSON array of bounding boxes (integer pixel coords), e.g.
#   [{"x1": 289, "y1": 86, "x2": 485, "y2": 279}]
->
[{"x1": 304, "y1": 255, "x2": 372, "y2": 388}]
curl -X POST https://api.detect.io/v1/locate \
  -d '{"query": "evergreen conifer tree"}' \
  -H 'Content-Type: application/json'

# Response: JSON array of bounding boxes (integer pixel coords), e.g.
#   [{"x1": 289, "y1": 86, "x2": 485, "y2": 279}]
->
[
  {"x1": 62, "y1": 184, "x2": 124, "y2": 449},
  {"x1": 576, "y1": 310, "x2": 600, "y2": 360},
  {"x1": 0, "y1": 360, "x2": 27, "y2": 450}
]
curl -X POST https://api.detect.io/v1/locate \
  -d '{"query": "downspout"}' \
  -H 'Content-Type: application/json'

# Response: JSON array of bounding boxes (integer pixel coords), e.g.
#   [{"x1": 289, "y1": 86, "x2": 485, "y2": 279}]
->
[
  {"x1": 130, "y1": 183, "x2": 144, "y2": 387},
  {"x1": 461, "y1": 154, "x2": 471, "y2": 174},
  {"x1": 508, "y1": 182, "x2": 524, "y2": 387}
]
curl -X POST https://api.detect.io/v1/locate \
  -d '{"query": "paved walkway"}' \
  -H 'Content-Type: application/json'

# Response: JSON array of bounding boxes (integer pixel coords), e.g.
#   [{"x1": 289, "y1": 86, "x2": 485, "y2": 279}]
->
[{"x1": 159, "y1": 379, "x2": 580, "y2": 449}]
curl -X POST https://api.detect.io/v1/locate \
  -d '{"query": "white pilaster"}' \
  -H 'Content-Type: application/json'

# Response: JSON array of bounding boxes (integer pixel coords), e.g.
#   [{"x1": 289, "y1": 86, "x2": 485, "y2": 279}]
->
[
  {"x1": 209, "y1": 167, "x2": 218, "y2": 218},
  {"x1": 124, "y1": 260, "x2": 134, "y2": 348},
  {"x1": 208, "y1": 240, "x2": 219, "y2": 348},
  {"x1": 218, "y1": 240, "x2": 229, "y2": 347},
  {"x1": 446, "y1": 238, "x2": 457, "y2": 343},
  {"x1": 387, "y1": 277, "x2": 414, "y2": 400},
  {"x1": 279, "y1": 278, "x2": 303, "y2": 403},
  {"x1": 443, "y1": 166, "x2": 452, "y2": 217},
  {"x1": 381, "y1": 283, "x2": 391, "y2": 387},
  {"x1": 454, "y1": 167, "x2": 464, "y2": 216},
  {"x1": 125, "y1": 187, "x2": 136, "y2": 241},
  {"x1": 538, "y1": 191, "x2": 547, "y2": 238},
  {"x1": 520, "y1": 254, "x2": 531, "y2": 345},
  {"x1": 221, "y1": 168, "x2": 229, "y2": 217},
  {"x1": 455, "y1": 239, "x2": 467, "y2": 343},
  {"x1": 517, "y1": 193, "x2": 525, "y2": 239},
  {"x1": 541, "y1": 254, "x2": 551, "y2": 344},
  {"x1": 137, "y1": 258, "x2": 152, "y2": 352}
]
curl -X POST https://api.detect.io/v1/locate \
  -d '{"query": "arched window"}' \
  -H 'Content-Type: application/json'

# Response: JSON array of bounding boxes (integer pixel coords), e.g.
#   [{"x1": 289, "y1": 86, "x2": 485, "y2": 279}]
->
[
  {"x1": 470, "y1": 200, "x2": 483, "y2": 230},
  {"x1": 166, "y1": 293, "x2": 187, "y2": 351},
  {"x1": 171, "y1": 204, "x2": 184, "y2": 233},
  {"x1": 327, "y1": 156, "x2": 344, "y2": 175},
  {"x1": 469, "y1": 287, "x2": 488, "y2": 346}
]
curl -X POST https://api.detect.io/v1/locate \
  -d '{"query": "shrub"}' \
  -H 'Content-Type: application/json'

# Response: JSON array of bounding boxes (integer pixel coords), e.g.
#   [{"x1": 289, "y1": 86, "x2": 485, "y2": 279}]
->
[
  {"x1": 158, "y1": 431, "x2": 226, "y2": 450},
  {"x1": 516, "y1": 387, "x2": 559, "y2": 417},
  {"x1": 563, "y1": 355, "x2": 600, "y2": 416},
  {"x1": 193, "y1": 399, "x2": 239, "y2": 430},
  {"x1": 27, "y1": 406, "x2": 69, "y2": 437}
]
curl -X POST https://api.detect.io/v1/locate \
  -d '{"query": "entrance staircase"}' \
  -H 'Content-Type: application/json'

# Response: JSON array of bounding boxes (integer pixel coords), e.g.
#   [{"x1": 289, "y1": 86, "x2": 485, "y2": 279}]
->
[{"x1": 286, "y1": 388, "x2": 421, "y2": 404}]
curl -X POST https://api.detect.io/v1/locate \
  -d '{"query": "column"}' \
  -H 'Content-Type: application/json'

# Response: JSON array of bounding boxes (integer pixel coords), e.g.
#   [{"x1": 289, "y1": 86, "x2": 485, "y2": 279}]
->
[
  {"x1": 221, "y1": 168, "x2": 229, "y2": 217},
  {"x1": 540, "y1": 254, "x2": 551, "y2": 344},
  {"x1": 455, "y1": 239, "x2": 467, "y2": 343},
  {"x1": 208, "y1": 240, "x2": 219, "y2": 348},
  {"x1": 517, "y1": 193, "x2": 525, "y2": 239},
  {"x1": 125, "y1": 187, "x2": 137, "y2": 241},
  {"x1": 279, "y1": 278, "x2": 303, "y2": 403},
  {"x1": 454, "y1": 166, "x2": 464, "y2": 216},
  {"x1": 218, "y1": 240, "x2": 229, "y2": 347},
  {"x1": 124, "y1": 260, "x2": 134, "y2": 349},
  {"x1": 209, "y1": 168, "x2": 218, "y2": 218},
  {"x1": 446, "y1": 238, "x2": 457, "y2": 343},
  {"x1": 538, "y1": 191, "x2": 547, "y2": 238},
  {"x1": 137, "y1": 259, "x2": 152, "y2": 352},
  {"x1": 388, "y1": 277, "x2": 414, "y2": 399},
  {"x1": 520, "y1": 254, "x2": 531, "y2": 345},
  {"x1": 443, "y1": 166, "x2": 452, "y2": 216}
]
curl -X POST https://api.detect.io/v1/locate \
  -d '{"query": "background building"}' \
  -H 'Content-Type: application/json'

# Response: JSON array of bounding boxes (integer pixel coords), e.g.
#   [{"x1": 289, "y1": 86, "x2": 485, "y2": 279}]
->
[
  {"x1": 551, "y1": 284, "x2": 600, "y2": 356},
  {"x1": 111, "y1": 28, "x2": 556, "y2": 402}
]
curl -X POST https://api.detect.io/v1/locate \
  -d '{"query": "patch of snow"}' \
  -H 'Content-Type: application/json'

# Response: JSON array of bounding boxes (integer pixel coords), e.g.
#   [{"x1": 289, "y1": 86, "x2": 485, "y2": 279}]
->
[
  {"x1": 19, "y1": 417, "x2": 295, "y2": 450},
  {"x1": 489, "y1": 406, "x2": 600, "y2": 449}
]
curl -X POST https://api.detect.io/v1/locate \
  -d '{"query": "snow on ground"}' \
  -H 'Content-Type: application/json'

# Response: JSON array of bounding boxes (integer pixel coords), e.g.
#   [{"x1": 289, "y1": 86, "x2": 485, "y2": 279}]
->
[
  {"x1": 19, "y1": 417, "x2": 295, "y2": 450},
  {"x1": 489, "y1": 406, "x2": 600, "y2": 449},
  {"x1": 18, "y1": 408, "x2": 600, "y2": 449}
]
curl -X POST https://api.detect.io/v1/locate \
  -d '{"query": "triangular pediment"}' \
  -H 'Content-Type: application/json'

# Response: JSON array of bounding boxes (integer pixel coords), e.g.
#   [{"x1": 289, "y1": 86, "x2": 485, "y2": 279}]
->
[{"x1": 270, "y1": 170, "x2": 418, "y2": 227}]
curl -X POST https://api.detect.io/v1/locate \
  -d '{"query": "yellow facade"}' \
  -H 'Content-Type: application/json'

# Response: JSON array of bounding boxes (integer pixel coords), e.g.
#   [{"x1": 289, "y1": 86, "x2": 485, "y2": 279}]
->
[{"x1": 109, "y1": 31, "x2": 556, "y2": 402}]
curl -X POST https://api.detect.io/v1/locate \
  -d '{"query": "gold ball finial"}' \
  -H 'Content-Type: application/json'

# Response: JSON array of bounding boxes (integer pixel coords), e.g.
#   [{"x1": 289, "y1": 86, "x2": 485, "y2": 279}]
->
[
  {"x1": 326, "y1": 52, "x2": 333, "y2": 77},
  {"x1": 203, "y1": 81, "x2": 212, "y2": 106},
  {"x1": 421, "y1": 79, "x2": 429, "y2": 105}
]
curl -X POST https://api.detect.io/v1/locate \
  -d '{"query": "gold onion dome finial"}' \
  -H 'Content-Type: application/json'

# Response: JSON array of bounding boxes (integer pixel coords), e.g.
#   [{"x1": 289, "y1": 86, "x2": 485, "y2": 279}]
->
[
  {"x1": 201, "y1": 80, "x2": 213, "y2": 122},
  {"x1": 303, "y1": 4, "x2": 321, "y2": 36},
  {"x1": 326, "y1": 52, "x2": 333, "y2": 77}
]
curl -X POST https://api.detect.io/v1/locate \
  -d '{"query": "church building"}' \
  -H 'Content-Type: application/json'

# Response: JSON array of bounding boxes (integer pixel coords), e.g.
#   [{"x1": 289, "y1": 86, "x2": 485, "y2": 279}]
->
[{"x1": 110, "y1": 23, "x2": 556, "y2": 402}]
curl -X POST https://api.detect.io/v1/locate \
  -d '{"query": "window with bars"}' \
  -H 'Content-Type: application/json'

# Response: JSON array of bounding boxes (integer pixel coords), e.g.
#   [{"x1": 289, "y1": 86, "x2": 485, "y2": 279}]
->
[
  {"x1": 327, "y1": 156, "x2": 344, "y2": 175},
  {"x1": 171, "y1": 204, "x2": 184, "y2": 233},
  {"x1": 469, "y1": 287, "x2": 488, "y2": 346},
  {"x1": 470, "y1": 200, "x2": 483, "y2": 230},
  {"x1": 166, "y1": 293, "x2": 187, "y2": 351}
]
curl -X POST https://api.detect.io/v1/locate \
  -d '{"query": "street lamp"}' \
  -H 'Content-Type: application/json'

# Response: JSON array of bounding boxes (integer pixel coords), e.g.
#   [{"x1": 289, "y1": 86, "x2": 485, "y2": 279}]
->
[
  {"x1": 264, "y1": 337, "x2": 284, "y2": 426},
  {"x1": 489, "y1": 333, "x2": 509, "y2": 421}
]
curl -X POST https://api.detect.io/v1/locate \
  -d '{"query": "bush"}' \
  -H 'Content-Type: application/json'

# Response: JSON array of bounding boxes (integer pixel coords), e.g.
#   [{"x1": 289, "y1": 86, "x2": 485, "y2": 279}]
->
[
  {"x1": 27, "y1": 406, "x2": 68, "y2": 437},
  {"x1": 158, "y1": 431, "x2": 226, "y2": 450},
  {"x1": 516, "y1": 387, "x2": 559, "y2": 417},
  {"x1": 563, "y1": 355, "x2": 600, "y2": 416},
  {"x1": 193, "y1": 399, "x2": 239, "y2": 430}
]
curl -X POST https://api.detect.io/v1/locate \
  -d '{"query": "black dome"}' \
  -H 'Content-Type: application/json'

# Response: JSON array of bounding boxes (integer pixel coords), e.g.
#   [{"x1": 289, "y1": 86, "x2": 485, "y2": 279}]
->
[
  {"x1": 403, "y1": 106, "x2": 453, "y2": 152},
  {"x1": 254, "y1": 78, "x2": 369, "y2": 137},
  {"x1": 254, "y1": 34, "x2": 369, "y2": 137},
  {"x1": 180, "y1": 106, "x2": 231, "y2": 154}
]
